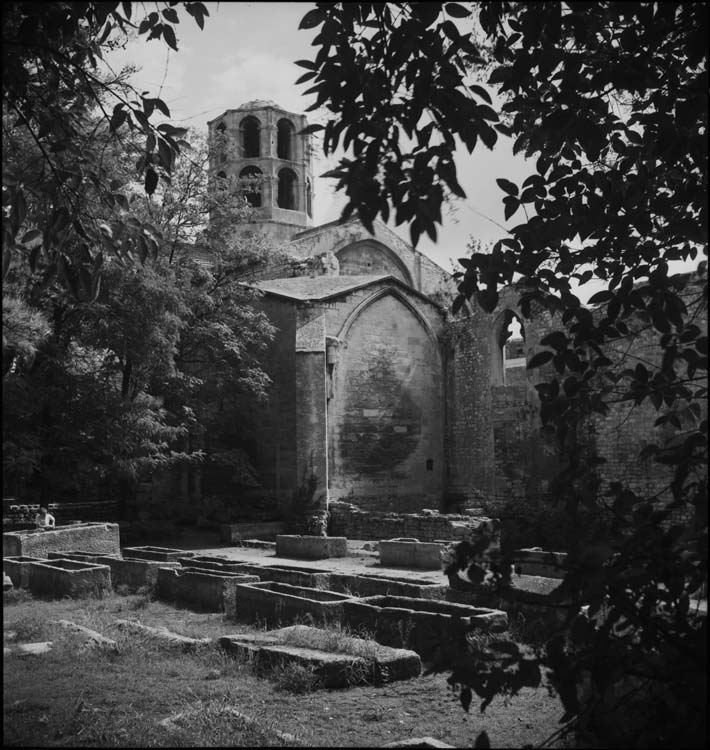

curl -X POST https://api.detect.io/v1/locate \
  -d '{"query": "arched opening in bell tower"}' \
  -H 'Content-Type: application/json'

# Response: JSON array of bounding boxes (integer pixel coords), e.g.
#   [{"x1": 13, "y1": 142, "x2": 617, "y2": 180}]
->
[
  {"x1": 240, "y1": 116, "x2": 260, "y2": 158},
  {"x1": 277, "y1": 168, "x2": 297, "y2": 210},
  {"x1": 277, "y1": 118, "x2": 295, "y2": 160},
  {"x1": 239, "y1": 166, "x2": 263, "y2": 207}
]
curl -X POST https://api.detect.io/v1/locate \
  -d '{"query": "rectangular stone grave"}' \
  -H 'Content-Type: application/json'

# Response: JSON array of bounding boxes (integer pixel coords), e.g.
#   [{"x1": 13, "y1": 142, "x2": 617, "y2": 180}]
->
[
  {"x1": 219, "y1": 624, "x2": 421, "y2": 687},
  {"x1": 3, "y1": 523, "x2": 120, "y2": 559},
  {"x1": 28, "y1": 558, "x2": 111, "y2": 598},
  {"x1": 329, "y1": 573, "x2": 448, "y2": 600},
  {"x1": 342, "y1": 595, "x2": 507, "y2": 659},
  {"x1": 513, "y1": 548, "x2": 568, "y2": 578},
  {"x1": 157, "y1": 567, "x2": 260, "y2": 615},
  {"x1": 275, "y1": 535, "x2": 347, "y2": 559},
  {"x1": 122, "y1": 546, "x2": 195, "y2": 562},
  {"x1": 379, "y1": 540, "x2": 445, "y2": 569},
  {"x1": 99, "y1": 557, "x2": 181, "y2": 592},
  {"x1": 233, "y1": 580, "x2": 354, "y2": 626},
  {"x1": 3, "y1": 556, "x2": 45, "y2": 588},
  {"x1": 177, "y1": 555, "x2": 255, "y2": 573}
]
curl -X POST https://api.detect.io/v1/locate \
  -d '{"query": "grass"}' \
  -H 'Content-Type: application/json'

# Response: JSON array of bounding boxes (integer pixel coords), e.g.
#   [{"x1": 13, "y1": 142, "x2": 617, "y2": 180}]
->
[
  {"x1": 4, "y1": 589, "x2": 568, "y2": 748},
  {"x1": 277, "y1": 621, "x2": 382, "y2": 660}
]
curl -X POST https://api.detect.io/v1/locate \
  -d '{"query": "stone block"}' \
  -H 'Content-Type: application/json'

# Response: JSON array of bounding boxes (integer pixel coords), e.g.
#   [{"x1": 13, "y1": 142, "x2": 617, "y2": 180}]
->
[
  {"x1": 3, "y1": 523, "x2": 120, "y2": 559},
  {"x1": 122, "y1": 546, "x2": 194, "y2": 562},
  {"x1": 156, "y1": 567, "x2": 260, "y2": 615},
  {"x1": 219, "y1": 624, "x2": 421, "y2": 687},
  {"x1": 47, "y1": 550, "x2": 120, "y2": 562},
  {"x1": 379, "y1": 540, "x2": 445, "y2": 569},
  {"x1": 28, "y1": 558, "x2": 112, "y2": 599},
  {"x1": 513, "y1": 547, "x2": 568, "y2": 578},
  {"x1": 115, "y1": 619, "x2": 212, "y2": 651},
  {"x1": 100, "y1": 557, "x2": 180, "y2": 592},
  {"x1": 3, "y1": 556, "x2": 46, "y2": 588},
  {"x1": 275, "y1": 535, "x2": 347, "y2": 559},
  {"x1": 220, "y1": 521, "x2": 285, "y2": 543},
  {"x1": 342, "y1": 595, "x2": 507, "y2": 659},
  {"x1": 232, "y1": 580, "x2": 354, "y2": 626}
]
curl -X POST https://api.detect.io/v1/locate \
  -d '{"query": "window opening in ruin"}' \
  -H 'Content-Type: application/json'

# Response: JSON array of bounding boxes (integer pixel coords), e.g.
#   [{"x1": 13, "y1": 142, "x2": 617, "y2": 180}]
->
[
  {"x1": 239, "y1": 166, "x2": 262, "y2": 208},
  {"x1": 306, "y1": 177, "x2": 313, "y2": 218},
  {"x1": 493, "y1": 310, "x2": 526, "y2": 386},
  {"x1": 277, "y1": 118, "x2": 295, "y2": 160},
  {"x1": 426, "y1": 459, "x2": 433, "y2": 471},
  {"x1": 277, "y1": 168, "x2": 297, "y2": 210},
  {"x1": 240, "y1": 116, "x2": 260, "y2": 158},
  {"x1": 216, "y1": 122, "x2": 226, "y2": 133}
]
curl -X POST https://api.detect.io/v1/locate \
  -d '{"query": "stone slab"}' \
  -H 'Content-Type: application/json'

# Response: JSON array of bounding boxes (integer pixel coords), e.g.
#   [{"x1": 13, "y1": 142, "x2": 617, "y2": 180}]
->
[
  {"x1": 513, "y1": 547, "x2": 568, "y2": 578},
  {"x1": 115, "y1": 618, "x2": 212, "y2": 650},
  {"x1": 275, "y1": 535, "x2": 347, "y2": 559},
  {"x1": 3, "y1": 523, "x2": 120, "y2": 558},
  {"x1": 52, "y1": 619, "x2": 117, "y2": 650},
  {"x1": 47, "y1": 550, "x2": 121, "y2": 562},
  {"x1": 219, "y1": 625, "x2": 420, "y2": 687},
  {"x1": 381, "y1": 738, "x2": 455, "y2": 748},
  {"x1": 28, "y1": 559, "x2": 112, "y2": 599},
  {"x1": 4, "y1": 641, "x2": 53, "y2": 657},
  {"x1": 156, "y1": 566, "x2": 260, "y2": 615},
  {"x1": 379, "y1": 540, "x2": 445, "y2": 569},
  {"x1": 220, "y1": 521, "x2": 285, "y2": 543}
]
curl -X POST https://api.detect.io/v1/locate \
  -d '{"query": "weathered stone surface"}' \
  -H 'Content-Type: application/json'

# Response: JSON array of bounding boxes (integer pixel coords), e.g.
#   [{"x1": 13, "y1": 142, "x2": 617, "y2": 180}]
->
[
  {"x1": 275, "y1": 534, "x2": 347, "y2": 559},
  {"x1": 28, "y1": 559, "x2": 111, "y2": 599},
  {"x1": 4, "y1": 556, "x2": 45, "y2": 588},
  {"x1": 156, "y1": 567, "x2": 259, "y2": 615},
  {"x1": 219, "y1": 624, "x2": 421, "y2": 687},
  {"x1": 379, "y1": 540, "x2": 445, "y2": 569},
  {"x1": 381, "y1": 738, "x2": 455, "y2": 748},
  {"x1": 512, "y1": 547, "x2": 568, "y2": 579},
  {"x1": 3, "y1": 523, "x2": 120, "y2": 558},
  {"x1": 328, "y1": 573, "x2": 447, "y2": 600},
  {"x1": 232, "y1": 580, "x2": 353, "y2": 626},
  {"x1": 115, "y1": 619, "x2": 212, "y2": 650},
  {"x1": 122, "y1": 546, "x2": 194, "y2": 562},
  {"x1": 343, "y1": 595, "x2": 507, "y2": 659},
  {"x1": 220, "y1": 521, "x2": 285, "y2": 544},
  {"x1": 4, "y1": 572, "x2": 14, "y2": 590},
  {"x1": 101, "y1": 557, "x2": 180, "y2": 592},
  {"x1": 47, "y1": 550, "x2": 120, "y2": 562},
  {"x1": 52, "y1": 619, "x2": 117, "y2": 650},
  {"x1": 4, "y1": 641, "x2": 53, "y2": 657}
]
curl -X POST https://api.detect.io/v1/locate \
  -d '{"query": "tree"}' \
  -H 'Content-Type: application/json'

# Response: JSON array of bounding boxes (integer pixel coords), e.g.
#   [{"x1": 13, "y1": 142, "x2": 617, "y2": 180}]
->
[
  {"x1": 299, "y1": 3, "x2": 707, "y2": 746},
  {"x1": 2, "y1": 1, "x2": 210, "y2": 292}
]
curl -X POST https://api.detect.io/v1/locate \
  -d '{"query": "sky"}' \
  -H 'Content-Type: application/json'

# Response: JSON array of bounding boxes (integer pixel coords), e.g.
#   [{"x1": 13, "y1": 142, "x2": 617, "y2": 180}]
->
[{"x1": 105, "y1": 2, "x2": 531, "y2": 273}]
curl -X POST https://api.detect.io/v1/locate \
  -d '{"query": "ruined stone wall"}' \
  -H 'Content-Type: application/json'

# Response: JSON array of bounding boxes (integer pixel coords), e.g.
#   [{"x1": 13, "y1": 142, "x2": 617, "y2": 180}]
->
[
  {"x1": 250, "y1": 297, "x2": 298, "y2": 515},
  {"x1": 328, "y1": 501, "x2": 493, "y2": 543},
  {"x1": 327, "y1": 289, "x2": 445, "y2": 511}
]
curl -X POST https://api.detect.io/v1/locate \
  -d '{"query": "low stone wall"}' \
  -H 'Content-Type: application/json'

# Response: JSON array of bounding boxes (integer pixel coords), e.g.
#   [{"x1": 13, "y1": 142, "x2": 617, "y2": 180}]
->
[
  {"x1": 275, "y1": 535, "x2": 347, "y2": 560},
  {"x1": 328, "y1": 573, "x2": 448, "y2": 600},
  {"x1": 28, "y1": 559, "x2": 112, "y2": 598},
  {"x1": 342, "y1": 596, "x2": 508, "y2": 659},
  {"x1": 3, "y1": 556, "x2": 45, "y2": 588},
  {"x1": 379, "y1": 540, "x2": 445, "y2": 570},
  {"x1": 157, "y1": 567, "x2": 260, "y2": 615},
  {"x1": 233, "y1": 581, "x2": 353, "y2": 626},
  {"x1": 220, "y1": 521, "x2": 285, "y2": 543},
  {"x1": 329, "y1": 502, "x2": 500, "y2": 545},
  {"x1": 122, "y1": 546, "x2": 194, "y2": 562},
  {"x1": 47, "y1": 551, "x2": 120, "y2": 562},
  {"x1": 3, "y1": 523, "x2": 120, "y2": 559}
]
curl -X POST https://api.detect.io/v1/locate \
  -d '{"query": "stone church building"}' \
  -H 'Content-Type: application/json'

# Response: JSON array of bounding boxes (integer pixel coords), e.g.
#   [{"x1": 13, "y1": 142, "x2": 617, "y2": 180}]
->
[{"x1": 196, "y1": 100, "x2": 697, "y2": 536}]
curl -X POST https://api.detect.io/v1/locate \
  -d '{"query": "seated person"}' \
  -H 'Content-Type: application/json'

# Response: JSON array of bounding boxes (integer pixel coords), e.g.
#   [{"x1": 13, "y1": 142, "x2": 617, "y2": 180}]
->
[{"x1": 35, "y1": 506, "x2": 55, "y2": 530}]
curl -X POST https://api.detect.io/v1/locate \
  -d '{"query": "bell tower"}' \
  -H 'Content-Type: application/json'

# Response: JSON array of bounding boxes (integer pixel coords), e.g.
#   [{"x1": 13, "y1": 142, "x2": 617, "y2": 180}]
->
[{"x1": 207, "y1": 100, "x2": 315, "y2": 242}]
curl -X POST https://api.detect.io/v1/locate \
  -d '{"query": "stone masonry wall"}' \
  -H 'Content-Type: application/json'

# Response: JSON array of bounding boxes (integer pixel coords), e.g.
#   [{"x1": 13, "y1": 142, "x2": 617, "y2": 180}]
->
[{"x1": 328, "y1": 501, "x2": 496, "y2": 543}]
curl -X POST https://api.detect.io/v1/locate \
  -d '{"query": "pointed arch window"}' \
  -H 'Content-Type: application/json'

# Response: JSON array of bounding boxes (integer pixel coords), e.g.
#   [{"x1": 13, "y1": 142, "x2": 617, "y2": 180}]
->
[
  {"x1": 492, "y1": 309, "x2": 526, "y2": 385},
  {"x1": 277, "y1": 168, "x2": 297, "y2": 210},
  {"x1": 277, "y1": 118, "x2": 295, "y2": 160},
  {"x1": 239, "y1": 166, "x2": 262, "y2": 208},
  {"x1": 240, "y1": 116, "x2": 260, "y2": 158}
]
